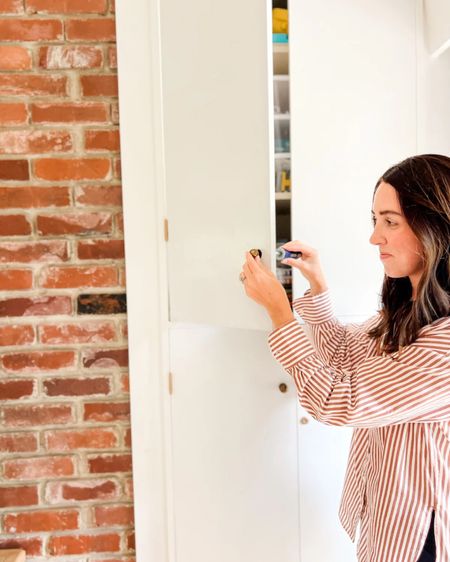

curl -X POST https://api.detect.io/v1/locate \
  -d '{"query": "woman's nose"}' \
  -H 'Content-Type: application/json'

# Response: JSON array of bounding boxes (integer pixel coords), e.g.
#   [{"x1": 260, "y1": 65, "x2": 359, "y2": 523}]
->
[{"x1": 369, "y1": 227, "x2": 385, "y2": 246}]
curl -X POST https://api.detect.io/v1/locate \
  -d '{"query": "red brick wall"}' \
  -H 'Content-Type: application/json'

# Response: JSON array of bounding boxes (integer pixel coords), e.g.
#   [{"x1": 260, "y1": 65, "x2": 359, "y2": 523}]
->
[{"x1": 0, "y1": 1, "x2": 135, "y2": 559}]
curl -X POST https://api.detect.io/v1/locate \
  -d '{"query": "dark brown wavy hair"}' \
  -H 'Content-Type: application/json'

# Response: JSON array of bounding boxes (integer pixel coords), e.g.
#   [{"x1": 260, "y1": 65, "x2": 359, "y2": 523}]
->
[{"x1": 368, "y1": 154, "x2": 450, "y2": 354}]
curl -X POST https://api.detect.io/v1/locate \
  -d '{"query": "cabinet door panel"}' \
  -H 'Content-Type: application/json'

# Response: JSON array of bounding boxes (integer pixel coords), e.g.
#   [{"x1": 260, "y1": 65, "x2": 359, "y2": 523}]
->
[
  {"x1": 169, "y1": 325, "x2": 300, "y2": 562},
  {"x1": 161, "y1": 0, "x2": 275, "y2": 331},
  {"x1": 418, "y1": 6, "x2": 450, "y2": 153},
  {"x1": 290, "y1": 0, "x2": 417, "y2": 321}
]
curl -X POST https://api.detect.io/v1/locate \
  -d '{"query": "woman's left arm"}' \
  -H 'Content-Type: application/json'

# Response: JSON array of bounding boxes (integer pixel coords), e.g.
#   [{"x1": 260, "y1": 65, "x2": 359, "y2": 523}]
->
[{"x1": 269, "y1": 316, "x2": 450, "y2": 428}]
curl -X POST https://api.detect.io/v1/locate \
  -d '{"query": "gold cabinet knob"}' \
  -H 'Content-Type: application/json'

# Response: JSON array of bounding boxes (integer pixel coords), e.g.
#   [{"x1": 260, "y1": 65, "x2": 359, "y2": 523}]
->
[
  {"x1": 299, "y1": 417, "x2": 309, "y2": 425},
  {"x1": 278, "y1": 383, "x2": 288, "y2": 393}
]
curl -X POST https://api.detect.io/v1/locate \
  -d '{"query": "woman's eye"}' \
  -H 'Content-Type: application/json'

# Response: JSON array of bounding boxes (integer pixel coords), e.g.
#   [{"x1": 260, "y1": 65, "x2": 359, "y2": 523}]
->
[{"x1": 371, "y1": 216, "x2": 397, "y2": 227}]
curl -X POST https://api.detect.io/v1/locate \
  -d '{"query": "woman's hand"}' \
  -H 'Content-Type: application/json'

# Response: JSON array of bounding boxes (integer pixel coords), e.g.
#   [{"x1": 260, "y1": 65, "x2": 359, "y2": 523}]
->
[
  {"x1": 280, "y1": 240, "x2": 328, "y2": 294},
  {"x1": 241, "y1": 252, "x2": 293, "y2": 328}
]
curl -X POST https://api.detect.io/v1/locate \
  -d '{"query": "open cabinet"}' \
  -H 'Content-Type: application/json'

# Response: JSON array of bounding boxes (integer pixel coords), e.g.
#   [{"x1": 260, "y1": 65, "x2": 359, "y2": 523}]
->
[{"x1": 115, "y1": 0, "x2": 450, "y2": 560}]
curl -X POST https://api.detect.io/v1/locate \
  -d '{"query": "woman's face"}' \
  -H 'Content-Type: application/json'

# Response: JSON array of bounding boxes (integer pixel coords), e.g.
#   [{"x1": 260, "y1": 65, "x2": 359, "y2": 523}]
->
[{"x1": 370, "y1": 181, "x2": 424, "y2": 288}]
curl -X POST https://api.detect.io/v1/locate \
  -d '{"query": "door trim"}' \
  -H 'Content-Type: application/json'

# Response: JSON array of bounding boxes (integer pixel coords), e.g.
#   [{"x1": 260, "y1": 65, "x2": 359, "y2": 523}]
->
[{"x1": 115, "y1": 0, "x2": 173, "y2": 560}]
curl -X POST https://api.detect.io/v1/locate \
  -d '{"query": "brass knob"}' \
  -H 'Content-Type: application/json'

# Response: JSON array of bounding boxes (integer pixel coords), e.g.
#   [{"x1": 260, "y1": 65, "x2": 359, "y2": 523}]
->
[
  {"x1": 299, "y1": 417, "x2": 309, "y2": 425},
  {"x1": 278, "y1": 383, "x2": 288, "y2": 393},
  {"x1": 249, "y1": 248, "x2": 262, "y2": 258}
]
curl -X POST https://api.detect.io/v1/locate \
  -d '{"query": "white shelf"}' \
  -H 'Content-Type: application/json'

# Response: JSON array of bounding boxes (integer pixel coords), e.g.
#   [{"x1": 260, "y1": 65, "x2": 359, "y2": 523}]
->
[
  {"x1": 274, "y1": 74, "x2": 289, "y2": 81},
  {"x1": 274, "y1": 113, "x2": 290, "y2": 120},
  {"x1": 274, "y1": 152, "x2": 290, "y2": 159},
  {"x1": 275, "y1": 192, "x2": 291, "y2": 200},
  {"x1": 273, "y1": 43, "x2": 289, "y2": 54}
]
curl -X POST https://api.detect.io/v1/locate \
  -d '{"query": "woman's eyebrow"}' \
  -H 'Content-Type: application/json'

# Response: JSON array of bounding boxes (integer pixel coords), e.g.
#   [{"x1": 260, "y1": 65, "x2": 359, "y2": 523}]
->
[{"x1": 371, "y1": 210, "x2": 402, "y2": 216}]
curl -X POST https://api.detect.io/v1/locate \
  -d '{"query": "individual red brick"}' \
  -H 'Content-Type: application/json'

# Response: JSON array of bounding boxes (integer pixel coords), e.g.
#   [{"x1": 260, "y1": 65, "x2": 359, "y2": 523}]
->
[
  {"x1": 118, "y1": 265, "x2": 126, "y2": 288},
  {"x1": 124, "y1": 427, "x2": 131, "y2": 447},
  {"x1": 127, "y1": 531, "x2": 135, "y2": 550},
  {"x1": 37, "y1": 212, "x2": 112, "y2": 235},
  {"x1": 34, "y1": 158, "x2": 110, "y2": 180},
  {"x1": 27, "y1": 0, "x2": 107, "y2": 14},
  {"x1": 77, "y1": 293, "x2": 126, "y2": 315},
  {"x1": 1, "y1": 350, "x2": 76, "y2": 372},
  {"x1": 40, "y1": 321, "x2": 116, "y2": 344},
  {"x1": 48, "y1": 533, "x2": 120, "y2": 555},
  {"x1": 83, "y1": 402, "x2": 129, "y2": 422},
  {"x1": 0, "y1": 241, "x2": 69, "y2": 263},
  {"x1": 81, "y1": 74, "x2": 118, "y2": 97},
  {"x1": 0, "y1": 186, "x2": 70, "y2": 208},
  {"x1": 46, "y1": 478, "x2": 118, "y2": 502},
  {"x1": 0, "y1": 379, "x2": 34, "y2": 400},
  {"x1": 0, "y1": 103, "x2": 27, "y2": 125},
  {"x1": 0, "y1": 324, "x2": 34, "y2": 345},
  {"x1": 0, "y1": 537, "x2": 42, "y2": 556},
  {"x1": 78, "y1": 239, "x2": 124, "y2": 260},
  {"x1": 3, "y1": 404, "x2": 73, "y2": 427},
  {"x1": 0, "y1": 18, "x2": 63, "y2": 40},
  {"x1": 88, "y1": 454, "x2": 132, "y2": 474},
  {"x1": 66, "y1": 18, "x2": 116, "y2": 41},
  {"x1": 0, "y1": 269, "x2": 32, "y2": 290},
  {"x1": 94, "y1": 504, "x2": 134, "y2": 527},
  {"x1": 4, "y1": 509, "x2": 79, "y2": 533},
  {"x1": 109, "y1": 0, "x2": 114, "y2": 12},
  {"x1": 0, "y1": 295, "x2": 71, "y2": 317},
  {"x1": 43, "y1": 377, "x2": 110, "y2": 396},
  {"x1": 0, "y1": 432, "x2": 38, "y2": 453},
  {"x1": 0, "y1": 0, "x2": 24, "y2": 13},
  {"x1": 0, "y1": 74, "x2": 67, "y2": 95},
  {"x1": 75, "y1": 184, "x2": 122, "y2": 206},
  {"x1": 0, "y1": 485, "x2": 38, "y2": 507},
  {"x1": 40, "y1": 265, "x2": 118, "y2": 289},
  {"x1": 3, "y1": 455, "x2": 74, "y2": 479},
  {"x1": 108, "y1": 46, "x2": 116, "y2": 68},
  {"x1": 111, "y1": 101, "x2": 119, "y2": 124},
  {"x1": 45, "y1": 428, "x2": 118, "y2": 451},
  {"x1": 115, "y1": 212, "x2": 124, "y2": 234},
  {"x1": 39, "y1": 45, "x2": 103, "y2": 69},
  {"x1": 0, "y1": 130, "x2": 72, "y2": 154},
  {"x1": 32, "y1": 102, "x2": 108, "y2": 123},
  {"x1": 0, "y1": 214, "x2": 31, "y2": 235},
  {"x1": 124, "y1": 478, "x2": 133, "y2": 499},
  {"x1": 85, "y1": 129, "x2": 120, "y2": 151},
  {"x1": 121, "y1": 375, "x2": 129, "y2": 395},
  {"x1": 113, "y1": 156, "x2": 121, "y2": 179},
  {"x1": 0, "y1": 159, "x2": 29, "y2": 180},
  {"x1": 0, "y1": 45, "x2": 31, "y2": 70},
  {"x1": 82, "y1": 348, "x2": 128, "y2": 369}
]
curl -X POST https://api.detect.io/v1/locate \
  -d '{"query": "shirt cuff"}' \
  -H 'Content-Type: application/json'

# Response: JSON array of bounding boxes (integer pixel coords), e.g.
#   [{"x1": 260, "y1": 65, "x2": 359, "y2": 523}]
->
[
  {"x1": 291, "y1": 288, "x2": 335, "y2": 324},
  {"x1": 267, "y1": 318, "x2": 315, "y2": 370}
]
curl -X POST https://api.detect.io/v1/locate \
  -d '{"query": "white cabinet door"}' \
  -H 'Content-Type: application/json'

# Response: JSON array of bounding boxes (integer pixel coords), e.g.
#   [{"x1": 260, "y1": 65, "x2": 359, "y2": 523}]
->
[
  {"x1": 160, "y1": 0, "x2": 276, "y2": 331},
  {"x1": 169, "y1": 325, "x2": 301, "y2": 562},
  {"x1": 418, "y1": 4, "x2": 450, "y2": 154},
  {"x1": 289, "y1": 2, "x2": 418, "y2": 561},
  {"x1": 423, "y1": 0, "x2": 450, "y2": 57},
  {"x1": 289, "y1": 0, "x2": 417, "y2": 321}
]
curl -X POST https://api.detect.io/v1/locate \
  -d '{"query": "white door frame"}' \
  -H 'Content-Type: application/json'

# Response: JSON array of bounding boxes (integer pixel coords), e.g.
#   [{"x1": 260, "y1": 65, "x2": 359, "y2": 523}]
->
[{"x1": 115, "y1": 0, "x2": 172, "y2": 560}]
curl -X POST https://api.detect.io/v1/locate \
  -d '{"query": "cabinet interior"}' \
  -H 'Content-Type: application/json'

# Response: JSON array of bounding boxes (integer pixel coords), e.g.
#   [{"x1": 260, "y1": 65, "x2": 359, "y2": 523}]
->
[{"x1": 272, "y1": 0, "x2": 292, "y2": 302}]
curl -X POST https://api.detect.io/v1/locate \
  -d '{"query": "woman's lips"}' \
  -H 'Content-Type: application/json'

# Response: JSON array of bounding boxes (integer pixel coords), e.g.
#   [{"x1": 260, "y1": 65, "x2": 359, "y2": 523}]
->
[{"x1": 380, "y1": 254, "x2": 392, "y2": 260}]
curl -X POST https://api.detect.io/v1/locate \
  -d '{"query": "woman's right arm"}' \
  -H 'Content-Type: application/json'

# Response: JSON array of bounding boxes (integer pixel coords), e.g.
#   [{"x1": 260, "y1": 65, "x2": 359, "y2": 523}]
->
[
  {"x1": 291, "y1": 289, "x2": 379, "y2": 371},
  {"x1": 280, "y1": 240, "x2": 378, "y2": 370}
]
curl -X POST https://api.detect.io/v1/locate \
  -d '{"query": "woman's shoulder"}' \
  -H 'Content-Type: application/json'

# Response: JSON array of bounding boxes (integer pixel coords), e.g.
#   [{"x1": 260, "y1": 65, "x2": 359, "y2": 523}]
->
[{"x1": 410, "y1": 315, "x2": 450, "y2": 356}]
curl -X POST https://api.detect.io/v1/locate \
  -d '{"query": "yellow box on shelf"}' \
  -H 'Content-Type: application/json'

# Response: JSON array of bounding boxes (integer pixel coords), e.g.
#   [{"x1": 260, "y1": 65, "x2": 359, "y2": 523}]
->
[{"x1": 272, "y1": 8, "x2": 288, "y2": 34}]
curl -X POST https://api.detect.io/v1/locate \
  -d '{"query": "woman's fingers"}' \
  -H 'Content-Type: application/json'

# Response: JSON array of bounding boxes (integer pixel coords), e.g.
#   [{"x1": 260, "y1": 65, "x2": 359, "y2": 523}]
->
[{"x1": 245, "y1": 251, "x2": 259, "y2": 274}]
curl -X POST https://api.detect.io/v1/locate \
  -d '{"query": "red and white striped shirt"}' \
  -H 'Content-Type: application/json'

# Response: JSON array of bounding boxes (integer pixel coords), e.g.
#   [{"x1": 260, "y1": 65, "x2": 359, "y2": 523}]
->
[{"x1": 267, "y1": 289, "x2": 450, "y2": 562}]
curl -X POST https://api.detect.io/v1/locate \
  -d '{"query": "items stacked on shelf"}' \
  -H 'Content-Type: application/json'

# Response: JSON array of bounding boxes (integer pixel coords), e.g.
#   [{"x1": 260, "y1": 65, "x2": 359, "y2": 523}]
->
[{"x1": 272, "y1": 4, "x2": 292, "y2": 303}]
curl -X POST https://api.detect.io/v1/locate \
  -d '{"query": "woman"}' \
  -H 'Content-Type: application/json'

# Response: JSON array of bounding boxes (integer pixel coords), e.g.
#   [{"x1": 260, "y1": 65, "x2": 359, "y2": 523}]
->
[{"x1": 240, "y1": 154, "x2": 449, "y2": 562}]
